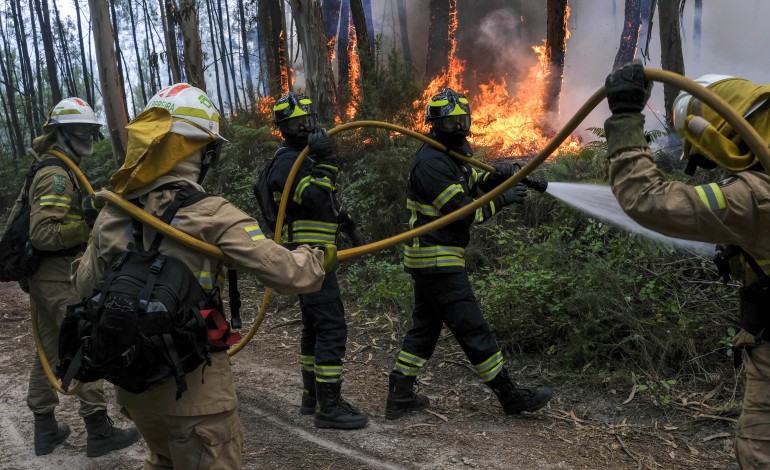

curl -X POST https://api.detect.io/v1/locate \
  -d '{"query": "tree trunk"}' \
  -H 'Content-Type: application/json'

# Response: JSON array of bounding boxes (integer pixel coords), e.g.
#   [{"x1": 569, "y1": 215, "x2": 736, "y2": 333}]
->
[
  {"x1": 658, "y1": 0, "x2": 684, "y2": 129},
  {"x1": 321, "y1": 0, "x2": 341, "y2": 55},
  {"x1": 612, "y1": 0, "x2": 642, "y2": 70},
  {"x1": 10, "y1": 0, "x2": 38, "y2": 138},
  {"x1": 350, "y1": 0, "x2": 373, "y2": 80},
  {"x1": 238, "y1": 0, "x2": 255, "y2": 109},
  {"x1": 108, "y1": 0, "x2": 132, "y2": 114},
  {"x1": 638, "y1": 0, "x2": 656, "y2": 61},
  {"x1": 160, "y1": 0, "x2": 182, "y2": 83},
  {"x1": 74, "y1": 0, "x2": 94, "y2": 105},
  {"x1": 258, "y1": 0, "x2": 290, "y2": 97},
  {"x1": 52, "y1": 0, "x2": 77, "y2": 97},
  {"x1": 34, "y1": 0, "x2": 62, "y2": 104},
  {"x1": 89, "y1": 0, "x2": 129, "y2": 164},
  {"x1": 395, "y1": 0, "x2": 411, "y2": 64},
  {"x1": 289, "y1": 0, "x2": 337, "y2": 124},
  {"x1": 425, "y1": 0, "x2": 451, "y2": 82},
  {"x1": 127, "y1": 0, "x2": 148, "y2": 105},
  {"x1": 29, "y1": 0, "x2": 47, "y2": 121},
  {"x1": 693, "y1": 0, "x2": 702, "y2": 62},
  {"x1": 205, "y1": 0, "x2": 225, "y2": 111},
  {"x1": 544, "y1": 0, "x2": 568, "y2": 117},
  {"x1": 177, "y1": 0, "x2": 206, "y2": 90},
  {"x1": 336, "y1": 0, "x2": 350, "y2": 100},
  {"x1": 0, "y1": 34, "x2": 26, "y2": 157}
]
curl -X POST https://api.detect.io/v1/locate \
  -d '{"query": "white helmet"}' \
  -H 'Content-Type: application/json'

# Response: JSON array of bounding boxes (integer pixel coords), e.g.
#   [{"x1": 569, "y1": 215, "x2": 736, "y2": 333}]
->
[
  {"x1": 45, "y1": 97, "x2": 100, "y2": 127},
  {"x1": 144, "y1": 83, "x2": 222, "y2": 138},
  {"x1": 672, "y1": 74, "x2": 734, "y2": 139}
]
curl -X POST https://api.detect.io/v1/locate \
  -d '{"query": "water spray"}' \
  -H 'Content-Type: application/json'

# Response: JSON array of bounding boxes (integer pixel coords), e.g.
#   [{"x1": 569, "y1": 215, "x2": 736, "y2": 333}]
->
[{"x1": 38, "y1": 69, "x2": 770, "y2": 394}]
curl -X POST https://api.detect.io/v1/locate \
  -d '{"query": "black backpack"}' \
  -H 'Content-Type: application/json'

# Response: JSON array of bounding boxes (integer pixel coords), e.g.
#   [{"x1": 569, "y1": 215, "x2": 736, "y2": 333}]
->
[
  {"x1": 58, "y1": 187, "x2": 228, "y2": 399},
  {"x1": 0, "y1": 158, "x2": 81, "y2": 282}
]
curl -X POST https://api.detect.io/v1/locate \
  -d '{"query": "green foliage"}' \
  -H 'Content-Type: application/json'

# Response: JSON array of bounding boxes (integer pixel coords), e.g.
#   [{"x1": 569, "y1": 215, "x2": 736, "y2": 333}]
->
[{"x1": 342, "y1": 256, "x2": 413, "y2": 319}]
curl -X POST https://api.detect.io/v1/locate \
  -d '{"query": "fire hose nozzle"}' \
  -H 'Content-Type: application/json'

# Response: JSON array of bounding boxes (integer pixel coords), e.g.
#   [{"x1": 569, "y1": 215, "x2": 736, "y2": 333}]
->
[{"x1": 522, "y1": 177, "x2": 548, "y2": 193}]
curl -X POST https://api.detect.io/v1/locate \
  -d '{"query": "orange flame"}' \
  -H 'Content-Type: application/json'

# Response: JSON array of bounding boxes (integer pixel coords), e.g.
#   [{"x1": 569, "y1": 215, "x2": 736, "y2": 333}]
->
[
  {"x1": 415, "y1": 2, "x2": 579, "y2": 159},
  {"x1": 346, "y1": 21, "x2": 361, "y2": 120}
]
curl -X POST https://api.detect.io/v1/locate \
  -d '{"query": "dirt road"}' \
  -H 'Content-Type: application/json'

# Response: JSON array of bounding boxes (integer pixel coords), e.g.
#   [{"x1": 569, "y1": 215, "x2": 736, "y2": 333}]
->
[{"x1": 0, "y1": 281, "x2": 738, "y2": 469}]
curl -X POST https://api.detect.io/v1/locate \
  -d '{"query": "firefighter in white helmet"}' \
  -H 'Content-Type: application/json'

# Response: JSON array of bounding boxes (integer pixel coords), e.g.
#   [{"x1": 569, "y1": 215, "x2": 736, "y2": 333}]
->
[
  {"x1": 604, "y1": 59, "x2": 770, "y2": 469},
  {"x1": 2, "y1": 98, "x2": 140, "y2": 456},
  {"x1": 72, "y1": 83, "x2": 329, "y2": 468}
]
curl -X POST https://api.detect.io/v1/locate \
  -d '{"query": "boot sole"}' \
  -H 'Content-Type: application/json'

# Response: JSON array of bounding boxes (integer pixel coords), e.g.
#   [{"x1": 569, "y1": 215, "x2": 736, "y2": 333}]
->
[
  {"x1": 34, "y1": 426, "x2": 71, "y2": 456},
  {"x1": 314, "y1": 417, "x2": 369, "y2": 429},
  {"x1": 86, "y1": 430, "x2": 142, "y2": 458}
]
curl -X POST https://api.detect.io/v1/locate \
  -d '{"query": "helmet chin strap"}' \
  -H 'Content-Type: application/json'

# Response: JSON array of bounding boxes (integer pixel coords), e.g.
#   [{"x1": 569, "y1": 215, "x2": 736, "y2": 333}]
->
[{"x1": 198, "y1": 140, "x2": 223, "y2": 184}]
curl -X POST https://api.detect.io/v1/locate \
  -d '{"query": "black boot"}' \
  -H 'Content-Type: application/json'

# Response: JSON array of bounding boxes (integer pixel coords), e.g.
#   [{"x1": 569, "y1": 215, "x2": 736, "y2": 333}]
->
[
  {"x1": 83, "y1": 410, "x2": 141, "y2": 457},
  {"x1": 33, "y1": 412, "x2": 71, "y2": 456},
  {"x1": 486, "y1": 368, "x2": 553, "y2": 415},
  {"x1": 300, "y1": 371, "x2": 317, "y2": 416},
  {"x1": 314, "y1": 381, "x2": 368, "y2": 429},
  {"x1": 385, "y1": 372, "x2": 430, "y2": 420}
]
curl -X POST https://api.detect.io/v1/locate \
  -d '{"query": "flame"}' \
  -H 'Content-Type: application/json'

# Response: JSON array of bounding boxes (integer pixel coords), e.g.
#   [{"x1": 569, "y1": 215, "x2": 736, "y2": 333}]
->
[
  {"x1": 279, "y1": 30, "x2": 289, "y2": 92},
  {"x1": 414, "y1": 1, "x2": 579, "y2": 159},
  {"x1": 345, "y1": 21, "x2": 361, "y2": 120}
]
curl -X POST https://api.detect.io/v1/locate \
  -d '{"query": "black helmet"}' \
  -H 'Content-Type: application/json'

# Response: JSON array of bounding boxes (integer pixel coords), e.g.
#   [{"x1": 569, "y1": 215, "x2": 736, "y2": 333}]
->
[
  {"x1": 426, "y1": 88, "x2": 471, "y2": 135},
  {"x1": 273, "y1": 92, "x2": 316, "y2": 137}
]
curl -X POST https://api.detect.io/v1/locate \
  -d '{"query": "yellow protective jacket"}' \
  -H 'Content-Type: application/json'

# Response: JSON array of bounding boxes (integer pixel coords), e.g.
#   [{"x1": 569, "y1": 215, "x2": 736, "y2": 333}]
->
[
  {"x1": 609, "y1": 148, "x2": 770, "y2": 283},
  {"x1": 71, "y1": 171, "x2": 326, "y2": 415},
  {"x1": 4, "y1": 150, "x2": 90, "y2": 282}
]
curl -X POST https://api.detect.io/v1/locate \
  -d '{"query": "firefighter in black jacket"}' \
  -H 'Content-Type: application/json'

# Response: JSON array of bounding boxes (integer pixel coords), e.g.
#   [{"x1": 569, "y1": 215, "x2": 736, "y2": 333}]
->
[
  {"x1": 385, "y1": 88, "x2": 553, "y2": 419},
  {"x1": 260, "y1": 92, "x2": 367, "y2": 430}
]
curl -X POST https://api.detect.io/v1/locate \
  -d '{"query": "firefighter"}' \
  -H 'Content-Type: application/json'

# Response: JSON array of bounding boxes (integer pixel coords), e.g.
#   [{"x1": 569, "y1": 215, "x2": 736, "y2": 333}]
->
[
  {"x1": 71, "y1": 84, "x2": 329, "y2": 468},
  {"x1": 385, "y1": 87, "x2": 554, "y2": 419},
  {"x1": 257, "y1": 92, "x2": 367, "y2": 430},
  {"x1": 3, "y1": 98, "x2": 140, "y2": 456},
  {"x1": 604, "y1": 60, "x2": 770, "y2": 469}
]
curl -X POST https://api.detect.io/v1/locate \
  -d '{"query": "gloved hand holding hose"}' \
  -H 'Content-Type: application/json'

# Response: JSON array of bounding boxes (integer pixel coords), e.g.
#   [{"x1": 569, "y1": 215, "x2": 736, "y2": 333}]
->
[{"x1": 492, "y1": 161, "x2": 547, "y2": 193}]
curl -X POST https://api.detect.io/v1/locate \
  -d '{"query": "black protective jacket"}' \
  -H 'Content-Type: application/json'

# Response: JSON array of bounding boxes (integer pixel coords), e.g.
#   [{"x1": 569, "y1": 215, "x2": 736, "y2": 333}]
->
[
  {"x1": 264, "y1": 144, "x2": 340, "y2": 245},
  {"x1": 404, "y1": 142, "x2": 507, "y2": 273}
]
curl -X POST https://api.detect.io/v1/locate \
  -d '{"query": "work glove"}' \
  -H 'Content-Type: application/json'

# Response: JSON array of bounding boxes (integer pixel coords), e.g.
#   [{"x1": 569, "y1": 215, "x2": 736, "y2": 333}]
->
[
  {"x1": 308, "y1": 129, "x2": 336, "y2": 160},
  {"x1": 522, "y1": 176, "x2": 548, "y2": 193},
  {"x1": 605, "y1": 59, "x2": 653, "y2": 115},
  {"x1": 491, "y1": 162, "x2": 520, "y2": 179},
  {"x1": 82, "y1": 194, "x2": 101, "y2": 228},
  {"x1": 497, "y1": 183, "x2": 528, "y2": 207},
  {"x1": 59, "y1": 220, "x2": 91, "y2": 247}
]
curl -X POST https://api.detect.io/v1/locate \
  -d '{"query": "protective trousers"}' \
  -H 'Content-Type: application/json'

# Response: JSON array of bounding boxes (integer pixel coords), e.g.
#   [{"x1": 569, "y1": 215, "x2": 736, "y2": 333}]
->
[
  {"x1": 27, "y1": 279, "x2": 106, "y2": 416},
  {"x1": 299, "y1": 271, "x2": 347, "y2": 381},
  {"x1": 125, "y1": 408, "x2": 243, "y2": 469},
  {"x1": 735, "y1": 330, "x2": 770, "y2": 469},
  {"x1": 398, "y1": 271, "x2": 501, "y2": 374}
]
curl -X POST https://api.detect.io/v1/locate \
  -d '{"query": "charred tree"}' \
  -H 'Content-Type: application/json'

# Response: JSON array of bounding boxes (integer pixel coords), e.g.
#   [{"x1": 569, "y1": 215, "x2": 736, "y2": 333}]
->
[
  {"x1": 258, "y1": 0, "x2": 291, "y2": 97},
  {"x1": 337, "y1": 0, "x2": 351, "y2": 100},
  {"x1": 205, "y1": 0, "x2": 225, "y2": 111},
  {"x1": 658, "y1": 0, "x2": 684, "y2": 129},
  {"x1": 321, "y1": 0, "x2": 341, "y2": 55},
  {"x1": 425, "y1": 0, "x2": 452, "y2": 82},
  {"x1": 612, "y1": 0, "x2": 642, "y2": 70},
  {"x1": 544, "y1": 0, "x2": 569, "y2": 117},
  {"x1": 10, "y1": 0, "x2": 38, "y2": 137},
  {"x1": 0, "y1": 33, "x2": 25, "y2": 157},
  {"x1": 89, "y1": 0, "x2": 129, "y2": 163},
  {"x1": 289, "y1": 0, "x2": 337, "y2": 124},
  {"x1": 350, "y1": 0, "x2": 373, "y2": 80},
  {"x1": 638, "y1": 0, "x2": 656, "y2": 61},
  {"x1": 693, "y1": 0, "x2": 702, "y2": 62}
]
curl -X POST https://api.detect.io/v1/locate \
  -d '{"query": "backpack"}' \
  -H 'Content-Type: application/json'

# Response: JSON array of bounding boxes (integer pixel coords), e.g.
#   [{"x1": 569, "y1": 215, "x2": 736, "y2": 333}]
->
[
  {"x1": 58, "y1": 187, "x2": 239, "y2": 399},
  {"x1": 0, "y1": 158, "x2": 80, "y2": 282},
  {"x1": 253, "y1": 147, "x2": 291, "y2": 234}
]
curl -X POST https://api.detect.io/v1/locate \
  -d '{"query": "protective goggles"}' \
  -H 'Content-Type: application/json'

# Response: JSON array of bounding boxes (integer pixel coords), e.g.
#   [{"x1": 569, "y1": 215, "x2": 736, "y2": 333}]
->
[
  {"x1": 282, "y1": 115, "x2": 316, "y2": 134},
  {"x1": 433, "y1": 115, "x2": 471, "y2": 133},
  {"x1": 65, "y1": 125, "x2": 100, "y2": 140}
]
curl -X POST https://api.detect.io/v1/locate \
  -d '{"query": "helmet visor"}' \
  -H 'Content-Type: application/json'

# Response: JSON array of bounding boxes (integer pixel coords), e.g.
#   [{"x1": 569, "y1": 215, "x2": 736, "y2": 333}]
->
[
  {"x1": 282, "y1": 115, "x2": 316, "y2": 135},
  {"x1": 433, "y1": 115, "x2": 471, "y2": 133}
]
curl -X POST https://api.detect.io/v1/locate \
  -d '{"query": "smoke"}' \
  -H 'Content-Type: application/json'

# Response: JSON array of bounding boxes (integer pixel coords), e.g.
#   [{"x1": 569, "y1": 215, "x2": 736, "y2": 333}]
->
[{"x1": 374, "y1": 0, "x2": 770, "y2": 139}]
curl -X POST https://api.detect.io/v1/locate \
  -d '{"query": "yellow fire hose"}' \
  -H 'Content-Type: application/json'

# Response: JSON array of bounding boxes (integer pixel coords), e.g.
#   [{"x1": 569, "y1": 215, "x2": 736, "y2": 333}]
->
[{"x1": 35, "y1": 68, "x2": 770, "y2": 393}]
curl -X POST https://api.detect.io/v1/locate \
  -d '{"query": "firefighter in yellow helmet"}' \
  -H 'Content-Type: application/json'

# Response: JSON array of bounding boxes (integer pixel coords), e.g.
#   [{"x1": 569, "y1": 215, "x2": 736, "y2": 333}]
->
[
  {"x1": 604, "y1": 60, "x2": 770, "y2": 469},
  {"x1": 255, "y1": 92, "x2": 368, "y2": 430},
  {"x1": 72, "y1": 84, "x2": 328, "y2": 468},
  {"x1": 2, "y1": 98, "x2": 140, "y2": 457},
  {"x1": 385, "y1": 88, "x2": 553, "y2": 419}
]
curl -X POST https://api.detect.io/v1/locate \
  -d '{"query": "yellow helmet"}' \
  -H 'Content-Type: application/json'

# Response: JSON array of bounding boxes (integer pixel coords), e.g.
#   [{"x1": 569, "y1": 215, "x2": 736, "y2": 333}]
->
[{"x1": 674, "y1": 75, "x2": 770, "y2": 173}]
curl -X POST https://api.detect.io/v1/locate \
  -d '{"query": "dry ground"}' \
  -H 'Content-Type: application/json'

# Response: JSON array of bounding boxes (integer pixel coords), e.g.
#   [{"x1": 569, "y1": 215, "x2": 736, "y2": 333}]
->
[{"x1": 0, "y1": 280, "x2": 740, "y2": 469}]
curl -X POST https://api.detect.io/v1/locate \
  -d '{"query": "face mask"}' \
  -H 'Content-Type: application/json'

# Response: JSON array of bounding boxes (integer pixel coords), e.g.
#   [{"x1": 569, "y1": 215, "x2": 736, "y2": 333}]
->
[
  {"x1": 433, "y1": 115, "x2": 471, "y2": 135},
  {"x1": 62, "y1": 125, "x2": 97, "y2": 158}
]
